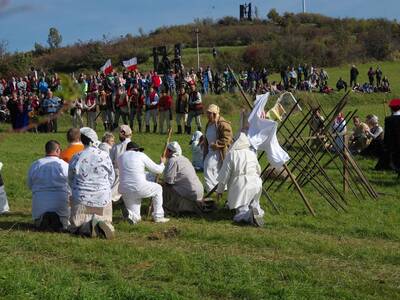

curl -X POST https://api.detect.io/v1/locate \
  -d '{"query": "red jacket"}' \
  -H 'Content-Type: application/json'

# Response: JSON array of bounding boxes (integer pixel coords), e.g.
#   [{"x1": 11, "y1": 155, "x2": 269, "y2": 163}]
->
[{"x1": 158, "y1": 95, "x2": 172, "y2": 111}]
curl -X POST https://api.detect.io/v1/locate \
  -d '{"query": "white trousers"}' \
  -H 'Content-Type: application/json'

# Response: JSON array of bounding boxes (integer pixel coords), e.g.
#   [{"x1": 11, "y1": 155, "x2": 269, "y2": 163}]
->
[
  {"x1": 176, "y1": 113, "x2": 187, "y2": 127},
  {"x1": 0, "y1": 185, "x2": 9, "y2": 213},
  {"x1": 204, "y1": 151, "x2": 220, "y2": 192},
  {"x1": 234, "y1": 195, "x2": 264, "y2": 224},
  {"x1": 122, "y1": 181, "x2": 165, "y2": 222}
]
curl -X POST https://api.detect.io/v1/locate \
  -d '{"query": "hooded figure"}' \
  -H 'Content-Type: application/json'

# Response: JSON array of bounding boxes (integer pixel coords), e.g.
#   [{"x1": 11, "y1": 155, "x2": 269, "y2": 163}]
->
[
  {"x1": 216, "y1": 133, "x2": 264, "y2": 226},
  {"x1": 162, "y1": 141, "x2": 204, "y2": 215},
  {"x1": 190, "y1": 131, "x2": 204, "y2": 171}
]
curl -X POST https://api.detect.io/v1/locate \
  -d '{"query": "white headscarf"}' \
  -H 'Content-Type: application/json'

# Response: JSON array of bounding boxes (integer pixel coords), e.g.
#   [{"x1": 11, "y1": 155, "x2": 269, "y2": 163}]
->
[
  {"x1": 80, "y1": 127, "x2": 99, "y2": 144},
  {"x1": 190, "y1": 131, "x2": 203, "y2": 144},
  {"x1": 167, "y1": 141, "x2": 182, "y2": 157}
]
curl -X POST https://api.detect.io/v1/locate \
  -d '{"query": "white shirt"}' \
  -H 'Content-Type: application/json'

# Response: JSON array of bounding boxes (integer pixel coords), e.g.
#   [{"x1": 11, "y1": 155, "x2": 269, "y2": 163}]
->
[
  {"x1": 110, "y1": 138, "x2": 131, "y2": 171},
  {"x1": 27, "y1": 156, "x2": 70, "y2": 219},
  {"x1": 118, "y1": 151, "x2": 164, "y2": 194},
  {"x1": 68, "y1": 146, "x2": 115, "y2": 207}
]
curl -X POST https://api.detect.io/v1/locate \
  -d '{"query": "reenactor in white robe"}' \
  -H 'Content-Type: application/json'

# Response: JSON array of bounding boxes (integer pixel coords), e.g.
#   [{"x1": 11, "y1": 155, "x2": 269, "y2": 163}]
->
[
  {"x1": 216, "y1": 133, "x2": 265, "y2": 226},
  {"x1": 68, "y1": 127, "x2": 115, "y2": 238},
  {"x1": 118, "y1": 142, "x2": 170, "y2": 224},
  {"x1": 0, "y1": 162, "x2": 10, "y2": 214},
  {"x1": 110, "y1": 125, "x2": 132, "y2": 202},
  {"x1": 27, "y1": 140, "x2": 70, "y2": 231},
  {"x1": 163, "y1": 142, "x2": 204, "y2": 215}
]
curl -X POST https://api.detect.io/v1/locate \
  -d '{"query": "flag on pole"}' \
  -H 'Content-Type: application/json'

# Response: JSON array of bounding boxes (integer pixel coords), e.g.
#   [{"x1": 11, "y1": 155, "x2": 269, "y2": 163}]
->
[
  {"x1": 122, "y1": 57, "x2": 138, "y2": 71},
  {"x1": 100, "y1": 59, "x2": 113, "y2": 75},
  {"x1": 247, "y1": 93, "x2": 290, "y2": 168}
]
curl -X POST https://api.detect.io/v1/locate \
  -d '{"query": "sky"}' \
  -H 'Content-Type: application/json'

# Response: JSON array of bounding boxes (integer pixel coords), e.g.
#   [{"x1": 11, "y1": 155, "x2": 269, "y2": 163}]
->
[{"x1": 0, "y1": 0, "x2": 399, "y2": 52}]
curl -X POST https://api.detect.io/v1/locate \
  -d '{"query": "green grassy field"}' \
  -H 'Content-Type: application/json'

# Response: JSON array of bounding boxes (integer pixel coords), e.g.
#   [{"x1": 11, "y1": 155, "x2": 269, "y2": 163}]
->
[{"x1": 0, "y1": 61, "x2": 399, "y2": 299}]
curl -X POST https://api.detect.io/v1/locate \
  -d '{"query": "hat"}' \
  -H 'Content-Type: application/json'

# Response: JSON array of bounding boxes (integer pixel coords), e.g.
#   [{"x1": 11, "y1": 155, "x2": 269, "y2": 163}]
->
[
  {"x1": 207, "y1": 104, "x2": 220, "y2": 114},
  {"x1": 388, "y1": 99, "x2": 400, "y2": 108},
  {"x1": 126, "y1": 142, "x2": 144, "y2": 152},
  {"x1": 167, "y1": 141, "x2": 182, "y2": 157},
  {"x1": 190, "y1": 131, "x2": 203, "y2": 145},
  {"x1": 119, "y1": 124, "x2": 132, "y2": 137},
  {"x1": 80, "y1": 127, "x2": 98, "y2": 143}
]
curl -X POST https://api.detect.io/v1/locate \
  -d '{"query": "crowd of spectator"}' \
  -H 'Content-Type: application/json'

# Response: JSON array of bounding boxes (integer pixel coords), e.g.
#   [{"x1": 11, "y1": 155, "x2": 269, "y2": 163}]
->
[{"x1": 0, "y1": 64, "x2": 392, "y2": 133}]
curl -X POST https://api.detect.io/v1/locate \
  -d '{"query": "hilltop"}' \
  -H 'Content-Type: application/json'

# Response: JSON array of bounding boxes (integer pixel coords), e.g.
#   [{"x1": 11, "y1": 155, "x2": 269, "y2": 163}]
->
[{"x1": 0, "y1": 11, "x2": 400, "y2": 76}]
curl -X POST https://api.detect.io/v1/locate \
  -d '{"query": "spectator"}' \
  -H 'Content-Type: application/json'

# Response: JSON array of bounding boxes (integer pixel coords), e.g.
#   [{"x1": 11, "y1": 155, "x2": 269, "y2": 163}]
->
[{"x1": 350, "y1": 65, "x2": 359, "y2": 87}]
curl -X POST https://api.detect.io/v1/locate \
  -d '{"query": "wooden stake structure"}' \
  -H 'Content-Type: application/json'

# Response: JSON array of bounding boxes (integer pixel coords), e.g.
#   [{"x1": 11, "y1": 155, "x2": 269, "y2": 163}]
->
[{"x1": 227, "y1": 65, "x2": 316, "y2": 216}]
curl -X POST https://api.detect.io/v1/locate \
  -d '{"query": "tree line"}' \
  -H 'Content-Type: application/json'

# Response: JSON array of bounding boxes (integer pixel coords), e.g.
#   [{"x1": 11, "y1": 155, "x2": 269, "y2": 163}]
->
[{"x1": 0, "y1": 10, "x2": 399, "y2": 77}]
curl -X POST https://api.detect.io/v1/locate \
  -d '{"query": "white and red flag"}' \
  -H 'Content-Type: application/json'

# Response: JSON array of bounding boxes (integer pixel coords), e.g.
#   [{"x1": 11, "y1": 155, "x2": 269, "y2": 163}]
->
[
  {"x1": 100, "y1": 59, "x2": 113, "y2": 75},
  {"x1": 122, "y1": 57, "x2": 138, "y2": 71}
]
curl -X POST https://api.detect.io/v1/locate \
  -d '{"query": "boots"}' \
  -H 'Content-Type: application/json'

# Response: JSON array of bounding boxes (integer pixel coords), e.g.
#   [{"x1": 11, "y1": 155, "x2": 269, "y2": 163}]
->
[
  {"x1": 145, "y1": 125, "x2": 150, "y2": 133},
  {"x1": 197, "y1": 126, "x2": 202, "y2": 132},
  {"x1": 153, "y1": 124, "x2": 157, "y2": 133},
  {"x1": 177, "y1": 125, "x2": 182, "y2": 134},
  {"x1": 103, "y1": 123, "x2": 107, "y2": 131},
  {"x1": 185, "y1": 126, "x2": 191, "y2": 135},
  {"x1": 138, "y1": 123, "x2": 142, "y2": 133}
]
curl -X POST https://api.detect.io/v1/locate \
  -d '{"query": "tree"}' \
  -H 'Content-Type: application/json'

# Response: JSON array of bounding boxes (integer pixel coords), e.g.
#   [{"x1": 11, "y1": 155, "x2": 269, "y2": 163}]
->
[
  {"x1": 47, "y1": 27, "x2": 62, "y2": 49},
  {"x1": 267, "y1": 9, "x2": 280, "y2": 23},
  {"x1": 0, "y1": 40, "x2": 8, "y2": 58}
]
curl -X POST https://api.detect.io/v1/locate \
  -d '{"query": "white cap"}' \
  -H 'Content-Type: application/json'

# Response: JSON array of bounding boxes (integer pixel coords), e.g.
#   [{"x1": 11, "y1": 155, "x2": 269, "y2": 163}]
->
[{"x1": 167, "y1": 141, "x2": 182, "y2": 157}]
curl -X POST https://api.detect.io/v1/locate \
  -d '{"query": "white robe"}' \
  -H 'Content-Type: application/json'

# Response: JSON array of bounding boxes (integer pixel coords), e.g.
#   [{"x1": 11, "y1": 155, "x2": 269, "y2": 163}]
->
[
  {"x1": 216, "y1": 134, "x2": 262, "y2": 210},
  {"x1": 27, "y1": 156, "x2": 70, "y2": 220},
  {"x1": 248, "y1": 93, "x2": 289, "y2": 168},
  {"x1": 0, "y1": 162, "x2": 9, "y2": 213},
  {"x1": 68, "y1": 146, "x2": 115, "y2": 207},
  {"x1": 204, "y1": 124, "x2": 221, "y2": 192},
  {"x1": 109, "y1": 138, "x2": 130, "y2": 201}
]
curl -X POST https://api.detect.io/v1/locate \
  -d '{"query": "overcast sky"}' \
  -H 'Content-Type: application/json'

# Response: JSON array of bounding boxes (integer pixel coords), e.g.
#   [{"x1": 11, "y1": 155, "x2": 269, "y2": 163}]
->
[{"x1": 0, "y1": 0, "x2": 399, "y2": 52}]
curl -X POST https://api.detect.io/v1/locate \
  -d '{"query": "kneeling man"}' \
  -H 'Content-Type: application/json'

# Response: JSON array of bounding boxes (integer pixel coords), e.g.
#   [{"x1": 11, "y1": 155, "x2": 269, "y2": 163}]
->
[
  {"x1": 68, "y1": 127, "x2": 115, "y2": 238},
  {"x1": 163, "y1": 141, "x2": 204, "y2": 215},
  {"x1": 216, "y1": 133, "x2": 264, "y2": 226},
  {"x1": 28, "y1": 140, "x2": 70, "y2": 231},
  {"x1": 118, "y1": 142, "x2": 169, "y2": 224}
]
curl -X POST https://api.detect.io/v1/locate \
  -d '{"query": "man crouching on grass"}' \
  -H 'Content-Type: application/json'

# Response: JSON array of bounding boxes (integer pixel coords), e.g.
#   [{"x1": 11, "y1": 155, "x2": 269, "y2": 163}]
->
[{"x1": 216, "y1": 132, "x2": 265, "y2": 227}]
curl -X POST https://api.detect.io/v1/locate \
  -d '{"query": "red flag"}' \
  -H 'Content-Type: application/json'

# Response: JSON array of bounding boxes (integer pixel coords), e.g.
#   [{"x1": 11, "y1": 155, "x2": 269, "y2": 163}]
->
[
  {"x1": 100, "y1": 59, "x2": 113, "y2": 75},
  {"x1": 122, "y1": 57, "x2": 138, "y2": 71}
]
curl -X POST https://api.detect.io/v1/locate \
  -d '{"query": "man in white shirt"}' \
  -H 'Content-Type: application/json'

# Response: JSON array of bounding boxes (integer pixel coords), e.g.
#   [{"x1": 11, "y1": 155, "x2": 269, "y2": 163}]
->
[
  {"x1": 68, "y1": 127, "x2": 115, "y2": 238},
  {"x1": 216, "y1": 133, "x2": 264, "y2": 227},
  {"x1": 118, "y1": 142, "x2": 169, "y2": 224},
  {"x1": 27, "y1": 140, "x2": 70, "y2": 231},
  {"x1": 110, "y1": 125, "x2": 132, "y2": 202}
]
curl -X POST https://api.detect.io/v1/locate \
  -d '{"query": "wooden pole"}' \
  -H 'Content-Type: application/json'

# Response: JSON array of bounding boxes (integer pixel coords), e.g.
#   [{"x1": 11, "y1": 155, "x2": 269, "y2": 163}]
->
[{"x1": 343, "y1": 134, "x2": 349, "y2": 194}]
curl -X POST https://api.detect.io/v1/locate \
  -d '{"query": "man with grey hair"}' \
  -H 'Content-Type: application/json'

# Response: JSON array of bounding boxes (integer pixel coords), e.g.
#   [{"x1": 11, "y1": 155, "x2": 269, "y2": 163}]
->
[
  {"x1": 163, "y1": 141, "x2": 204, "y2": 215},
  {"x1": 68, "y1": 127, "x2": 115, "y2": 239}
]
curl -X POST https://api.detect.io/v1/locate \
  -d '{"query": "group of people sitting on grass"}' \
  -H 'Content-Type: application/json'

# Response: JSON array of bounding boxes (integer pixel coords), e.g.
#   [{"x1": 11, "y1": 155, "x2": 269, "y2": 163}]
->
[
  {"x1": 0, "y1": 103, "x2": 265, "y2": 239},
  {"x1": 309, "y1": 99, "x2": 400, "y2": 173}
]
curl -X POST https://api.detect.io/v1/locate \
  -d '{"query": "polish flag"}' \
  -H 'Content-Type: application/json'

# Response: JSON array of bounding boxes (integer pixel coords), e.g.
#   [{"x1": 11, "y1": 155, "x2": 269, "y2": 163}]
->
[
  {"x1": 100, "y1": 59, "x2": 113, "y2": 75},
  {"x1": 122, "y1": 57, "x2": 138, "y2": 71}
]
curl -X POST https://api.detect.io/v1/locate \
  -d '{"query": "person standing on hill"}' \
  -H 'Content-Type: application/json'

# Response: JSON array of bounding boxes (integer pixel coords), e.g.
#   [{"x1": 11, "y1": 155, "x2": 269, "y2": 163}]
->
[
  {"x1": 85, "y1": 91, "x2": 97, "y2": 130},
  {"x1": 186, "y1": 84, "x2": 203, "y2": 134},
  {"x1": 128, "y1": 87, "x2": 144, "y2": 132},
  {"x1": 203, "y1": 104, "x2": 233, "y2": 192},
  {"x1": 350, "y1": 65, "x2": 359, "y2": 87},
  {"x1": 175, "y1": 86, "x2": 189, "y2": 134},
  {"x1": 375, "y1": 66, "x2": 383, "y2": 88},
  {"x1": 158, "y1": 89, "x2": 173, "y2": 134},
  {"x1": 367, "y1": 67, "x2": 375, "y2": 86},
  {"x1": 145, "y1": 86, "x2": 159, "y2": 133}
]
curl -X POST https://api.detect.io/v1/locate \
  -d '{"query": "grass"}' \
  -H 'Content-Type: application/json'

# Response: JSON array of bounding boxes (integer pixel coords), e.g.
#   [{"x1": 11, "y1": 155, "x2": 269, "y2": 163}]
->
[{"x1": 0, "y1": 61, "x2": 400, "y2": 299}]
